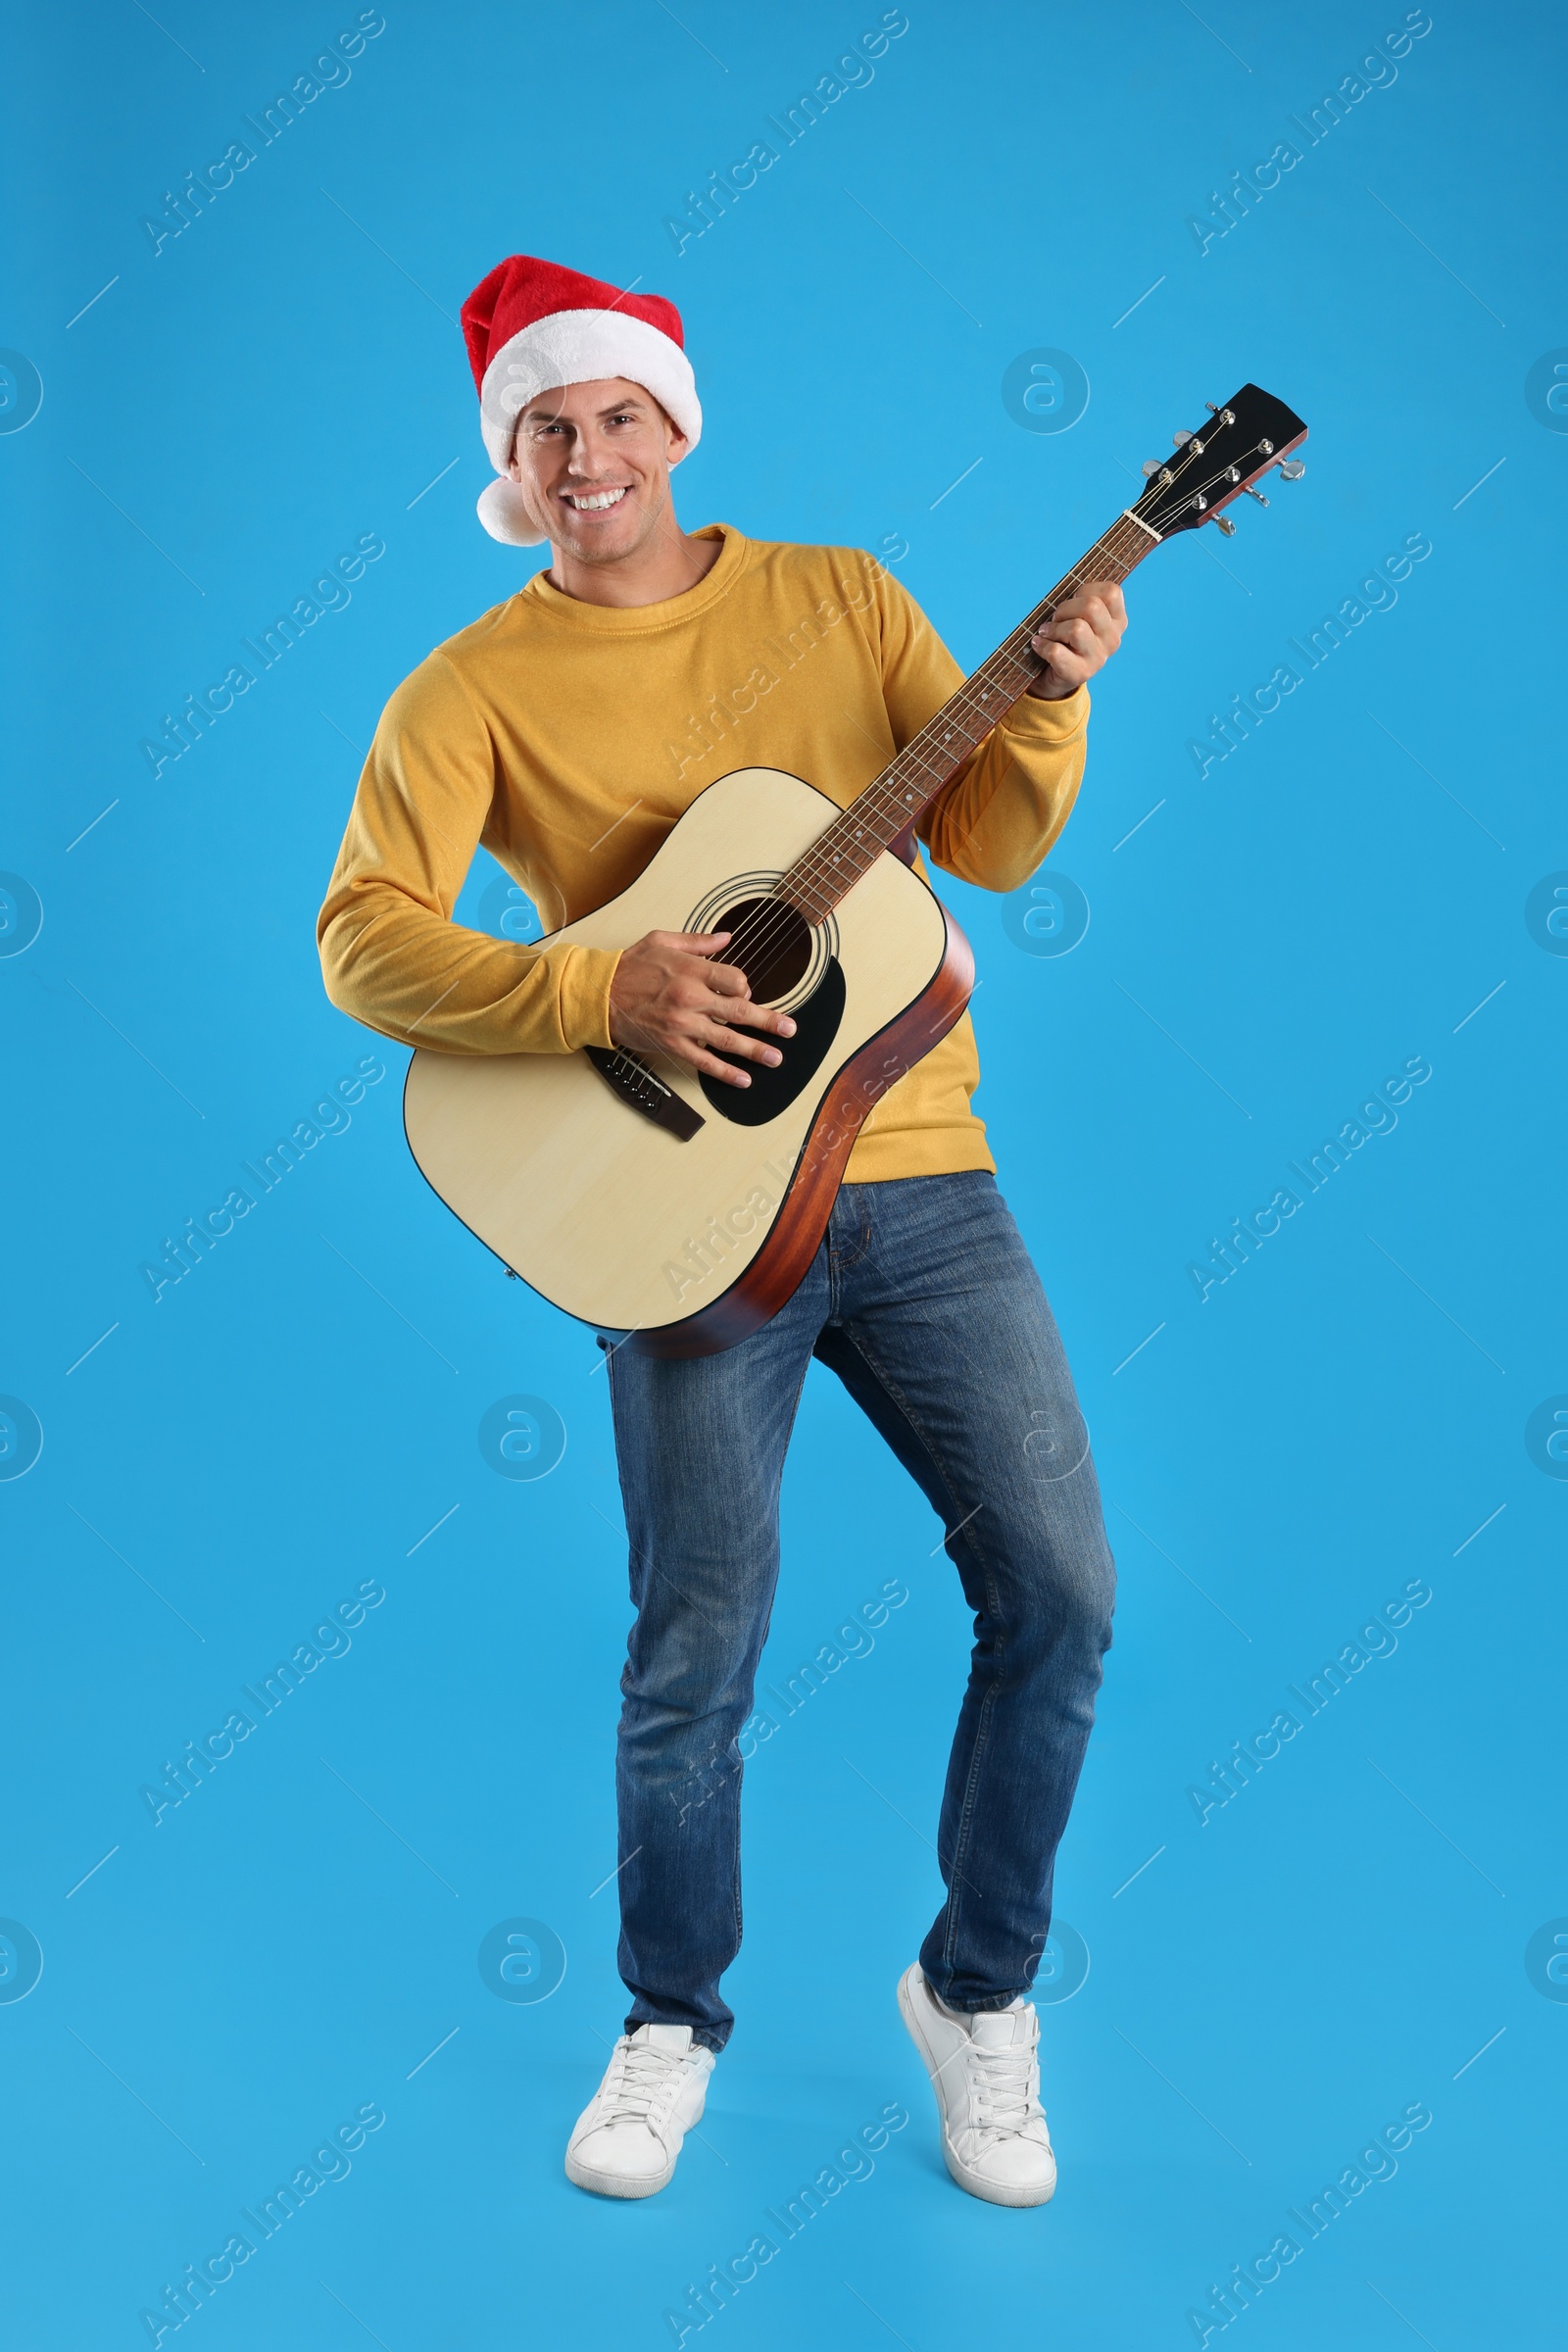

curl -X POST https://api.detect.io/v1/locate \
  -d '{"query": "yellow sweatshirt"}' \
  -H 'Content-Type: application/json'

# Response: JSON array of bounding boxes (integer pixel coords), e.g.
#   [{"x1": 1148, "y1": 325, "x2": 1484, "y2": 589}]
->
[{"x1": 318, "y1": 523, "x2": 1090, "y2": 1182}]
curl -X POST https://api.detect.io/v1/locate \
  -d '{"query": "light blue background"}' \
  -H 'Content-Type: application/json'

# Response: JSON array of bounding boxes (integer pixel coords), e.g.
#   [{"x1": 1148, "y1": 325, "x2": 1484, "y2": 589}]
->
[{"x1": 2, "y1": 3, "x2": 1562, "y2": 2345}]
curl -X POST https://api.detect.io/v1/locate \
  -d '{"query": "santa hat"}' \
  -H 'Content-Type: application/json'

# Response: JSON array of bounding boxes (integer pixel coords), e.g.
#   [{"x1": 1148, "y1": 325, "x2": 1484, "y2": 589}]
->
[{"x1": 462, "y1": 254, "x2": 702, "y2": 545}]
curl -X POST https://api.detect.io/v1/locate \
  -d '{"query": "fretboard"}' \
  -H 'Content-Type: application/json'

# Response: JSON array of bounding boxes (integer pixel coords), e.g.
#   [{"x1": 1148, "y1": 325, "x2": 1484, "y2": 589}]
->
[{"x1": 780, "y1": 510, "x2": 1162, "y2": 923}]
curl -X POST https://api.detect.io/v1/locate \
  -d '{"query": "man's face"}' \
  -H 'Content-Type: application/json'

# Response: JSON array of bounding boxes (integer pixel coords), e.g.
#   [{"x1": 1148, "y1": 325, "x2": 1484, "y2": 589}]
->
[{"x1": 508, "y1": 377, "x2": 689, "y2": 564}]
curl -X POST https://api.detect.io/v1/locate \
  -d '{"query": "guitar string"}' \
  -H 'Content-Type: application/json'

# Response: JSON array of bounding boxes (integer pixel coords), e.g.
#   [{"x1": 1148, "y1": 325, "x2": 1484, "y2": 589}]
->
[
  {"x1": 599, "y1": 497, "x2": 1186, "y2": 1085},
  {"x1": 734, "y1": 513, "x2": 1152, "y2": 932},
  {"x1": 650, "y1": 429, "x2": 1246, "y2": 1010},
  {"x1": 754, "y1": 432, "x2": 1273, "y2": 947},
  {"x1": 605, "y1": 489, "x2": 1210, "y2": 1083},
  {"x1": 706, "y1": 507, "x2": 1160, "y2": 985},
  {"x1": 763, "y1": 454, "x2": 1244, "y2": 922},
  {"x1": 790, "y1": 514, "x2": 1154, "y2": 889},
  {"x1": 607, "y1": 432, "x2": 1274, "y2": 1084},
  {"x1": 646, "y1": 505, "x2": 1163, "y2": 1067}
]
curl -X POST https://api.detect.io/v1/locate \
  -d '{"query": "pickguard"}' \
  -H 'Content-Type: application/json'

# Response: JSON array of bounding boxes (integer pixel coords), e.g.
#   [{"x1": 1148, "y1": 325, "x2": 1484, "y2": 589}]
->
[{"x1": 700, "y1": 957, "x2": 847, "y2": 1126}]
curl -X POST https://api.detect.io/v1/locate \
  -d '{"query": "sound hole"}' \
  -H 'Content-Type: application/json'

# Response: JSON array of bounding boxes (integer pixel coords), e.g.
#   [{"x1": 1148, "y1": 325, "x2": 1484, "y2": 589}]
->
[{"x1": 714, "y1": 896, "x2": 811, "y2": 1004}]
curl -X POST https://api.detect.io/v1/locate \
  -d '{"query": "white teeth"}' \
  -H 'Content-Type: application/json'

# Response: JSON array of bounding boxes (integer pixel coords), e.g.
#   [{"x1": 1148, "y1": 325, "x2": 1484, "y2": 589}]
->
[{"x1": 566, "y1": 487, "x2": 628, "y2": 512}]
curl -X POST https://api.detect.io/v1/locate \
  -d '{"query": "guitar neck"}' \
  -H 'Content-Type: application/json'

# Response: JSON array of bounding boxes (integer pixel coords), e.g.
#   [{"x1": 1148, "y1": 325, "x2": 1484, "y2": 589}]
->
[{"x1": 779, "y1": 509, "x2": 1162, "y2": 923}]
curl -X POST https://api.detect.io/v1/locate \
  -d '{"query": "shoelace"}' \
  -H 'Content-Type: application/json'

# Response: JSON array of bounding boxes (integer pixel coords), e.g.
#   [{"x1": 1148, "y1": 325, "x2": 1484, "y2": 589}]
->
[
  {"x1": 600, "y1": 2036, "x2": 693, "y2": 2126},
  {"x1": 965, "y1": 2039, "x2": 1042, "y2": 2137}
]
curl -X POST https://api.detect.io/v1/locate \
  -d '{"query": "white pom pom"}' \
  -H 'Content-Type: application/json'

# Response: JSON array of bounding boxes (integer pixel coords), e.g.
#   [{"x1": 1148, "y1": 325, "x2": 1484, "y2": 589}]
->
[{"x1": 476, "y1": 476, "x2": 548, "y2": 546}]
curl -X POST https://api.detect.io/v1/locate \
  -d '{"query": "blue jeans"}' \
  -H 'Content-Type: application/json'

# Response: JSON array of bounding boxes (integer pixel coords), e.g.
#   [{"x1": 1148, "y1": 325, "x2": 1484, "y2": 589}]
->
[{"x1": 603, "y1": 1171, "x2": 1116, "y2": 2052}]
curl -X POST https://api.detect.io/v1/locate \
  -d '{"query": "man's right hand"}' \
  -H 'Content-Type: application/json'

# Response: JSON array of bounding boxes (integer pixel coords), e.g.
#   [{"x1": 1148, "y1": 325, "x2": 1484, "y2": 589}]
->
[{"x1": 608, "y1": 930, "x2": 796, "y2": 1089}]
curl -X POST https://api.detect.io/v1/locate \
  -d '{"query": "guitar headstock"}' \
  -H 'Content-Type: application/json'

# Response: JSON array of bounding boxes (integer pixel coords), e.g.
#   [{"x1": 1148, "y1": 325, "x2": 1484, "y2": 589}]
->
[{"x1": 1133, "y1": 383, "x2": 1307, "y2": 539}]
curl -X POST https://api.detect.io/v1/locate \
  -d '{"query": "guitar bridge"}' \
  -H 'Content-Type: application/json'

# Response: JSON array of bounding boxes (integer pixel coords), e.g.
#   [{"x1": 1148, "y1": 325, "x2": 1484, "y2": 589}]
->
[{"x1": 586, "y1": 1048, "x2": 705, "y2": 1141}]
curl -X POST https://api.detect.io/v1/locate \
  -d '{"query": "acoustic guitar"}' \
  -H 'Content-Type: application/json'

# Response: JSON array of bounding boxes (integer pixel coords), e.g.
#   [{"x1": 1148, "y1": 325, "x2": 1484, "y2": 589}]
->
[{"x1": 404, "y1": 383, "x2": 1306, "y2": 1357}]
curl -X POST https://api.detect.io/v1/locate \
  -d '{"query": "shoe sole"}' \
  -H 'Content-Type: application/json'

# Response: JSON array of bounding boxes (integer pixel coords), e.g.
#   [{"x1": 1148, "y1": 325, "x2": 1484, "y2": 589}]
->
[
  {"x1": 897, "y1": 1963, "x2": 1057, "y2": 2210},
  {"x1": 564, "y1": 2145, "x2": 675, "y2": 2199}
]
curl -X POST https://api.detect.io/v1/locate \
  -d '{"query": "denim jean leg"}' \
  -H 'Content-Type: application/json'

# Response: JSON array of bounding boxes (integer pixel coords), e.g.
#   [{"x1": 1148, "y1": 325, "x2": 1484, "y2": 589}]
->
[
  {"x1": 814, "y1": 1173, "x2": 1117, "y2": 2011},
  {"x1": 604, "y1": 1264, "x2": 826, "y2": 2051}
]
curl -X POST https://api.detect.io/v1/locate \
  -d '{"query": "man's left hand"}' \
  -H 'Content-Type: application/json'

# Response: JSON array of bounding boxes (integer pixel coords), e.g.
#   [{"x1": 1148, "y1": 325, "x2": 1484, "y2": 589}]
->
[{"x1": 1026, "y1": 580, "x2": 1127, "y2": 700}]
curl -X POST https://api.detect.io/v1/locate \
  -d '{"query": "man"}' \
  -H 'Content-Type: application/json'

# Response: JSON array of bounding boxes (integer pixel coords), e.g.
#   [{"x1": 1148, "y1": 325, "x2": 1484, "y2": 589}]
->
[{"x1": 318, "y1": 253, "x2": 1124, "y2": 2209}]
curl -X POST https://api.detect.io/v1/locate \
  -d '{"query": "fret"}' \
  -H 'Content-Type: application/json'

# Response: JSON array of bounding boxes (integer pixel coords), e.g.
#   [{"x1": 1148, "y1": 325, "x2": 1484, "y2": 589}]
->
[
  {"x1": 895, "y1": 749, "x2": 943, "y2": 788},
  {"x1": 773, "y1": 506, "x2": 1161, "y2": 922}
]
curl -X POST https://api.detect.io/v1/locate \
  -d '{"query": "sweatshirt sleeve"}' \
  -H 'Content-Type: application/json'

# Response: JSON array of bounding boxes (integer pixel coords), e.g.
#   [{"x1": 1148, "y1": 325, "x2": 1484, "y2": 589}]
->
[
  {"x1": 316, "y1": 649, "x2": 621, "y2": 1055},
  {"x1": 869, "y1": 564, "x2": 1091, "y2": 894}
]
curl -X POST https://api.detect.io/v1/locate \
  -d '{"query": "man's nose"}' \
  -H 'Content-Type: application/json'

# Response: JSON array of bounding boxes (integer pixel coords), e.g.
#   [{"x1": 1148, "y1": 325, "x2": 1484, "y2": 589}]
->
[{"x1": 566, "y1": 430, "x2": 612, "y2": 478}]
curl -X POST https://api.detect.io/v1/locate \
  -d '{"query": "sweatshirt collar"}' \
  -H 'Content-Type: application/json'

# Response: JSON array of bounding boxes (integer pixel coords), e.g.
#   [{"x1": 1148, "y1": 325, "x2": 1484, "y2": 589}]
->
[{"x1": 516, "y1": 522, "x2": 747, "y2": 632}]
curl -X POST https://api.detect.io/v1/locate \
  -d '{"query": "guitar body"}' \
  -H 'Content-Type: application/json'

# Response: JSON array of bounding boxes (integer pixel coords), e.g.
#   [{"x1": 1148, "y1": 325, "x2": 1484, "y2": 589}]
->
[{"x1": 403, "y1": 766, "x2": 974, "y2": 1357}]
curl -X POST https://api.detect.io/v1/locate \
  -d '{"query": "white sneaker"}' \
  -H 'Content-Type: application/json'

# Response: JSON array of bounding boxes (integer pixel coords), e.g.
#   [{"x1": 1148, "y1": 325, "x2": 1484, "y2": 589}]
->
[
  {"x1": 564, "y1": 2023, "x2": 715, "y2": 2199},
  {"x1": 897, "y1": 1961, "x2": 1056, "y2": 2207}
]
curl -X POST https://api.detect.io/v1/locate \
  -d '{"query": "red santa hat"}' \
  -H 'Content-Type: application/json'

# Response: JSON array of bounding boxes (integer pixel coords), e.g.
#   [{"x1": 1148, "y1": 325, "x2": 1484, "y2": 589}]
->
[{"x1": 462, "y1": 254, "x2": 702, "y2": 545}]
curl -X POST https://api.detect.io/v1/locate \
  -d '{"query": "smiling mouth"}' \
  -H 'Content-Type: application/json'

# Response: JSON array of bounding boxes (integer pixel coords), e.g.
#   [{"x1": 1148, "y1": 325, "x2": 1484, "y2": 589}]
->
[{"x1": 563, "y1": 486, "x2": 630, "y2": 513}]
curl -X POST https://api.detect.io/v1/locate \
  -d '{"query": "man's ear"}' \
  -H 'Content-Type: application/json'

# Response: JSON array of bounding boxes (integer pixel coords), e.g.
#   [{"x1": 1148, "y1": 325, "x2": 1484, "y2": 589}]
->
[
  {"x1": 652, "y1": 394, "x2": 690, "y2": 471},
  {"x1": 503, "y1": 446, "x2": 554, "y2": 541}
]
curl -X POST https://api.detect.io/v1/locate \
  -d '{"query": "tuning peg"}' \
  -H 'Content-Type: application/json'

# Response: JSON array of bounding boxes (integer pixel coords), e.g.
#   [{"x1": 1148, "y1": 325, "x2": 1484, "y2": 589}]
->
[
  {"x1": 1215, "y1": 516, "x2": 1237, "y2": 537},
  {"x1": 1244, "y1": 485, "x2": 1269, "y2": 506},
  {"x1": 1141, "y1": 460, "x2": 1161, "y2": 476},
  {"x1": 1172, "y1": 428, "x2": 1194, "y2": 446},
  {"x1": 1278, "y1": 459, "x2": 1305, "y2": 481}
]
